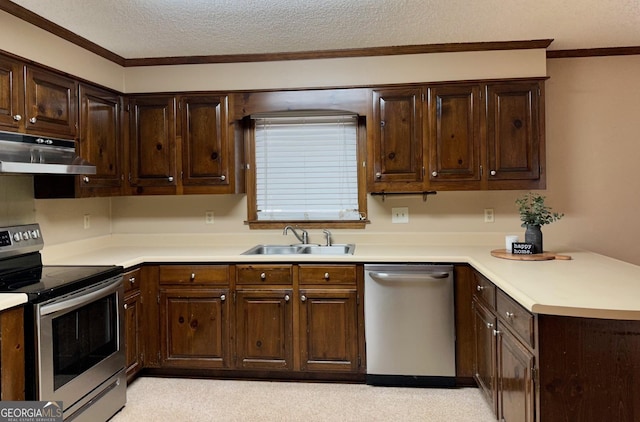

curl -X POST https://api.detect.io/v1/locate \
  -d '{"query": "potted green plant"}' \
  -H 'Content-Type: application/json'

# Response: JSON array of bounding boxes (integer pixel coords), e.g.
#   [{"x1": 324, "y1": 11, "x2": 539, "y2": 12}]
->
[{"x1": 515, "y1": 192, "x2": 564, "y2": 253}]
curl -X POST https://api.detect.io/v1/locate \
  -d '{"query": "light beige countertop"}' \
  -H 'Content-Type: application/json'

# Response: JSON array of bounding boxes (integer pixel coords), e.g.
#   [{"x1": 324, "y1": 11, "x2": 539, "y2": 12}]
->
[
  {"x1": 33, "y1": 233, "x2": 640, "y2": 321},
  {"x1": 0, "y1": 293, "x2": 28, "y2": 312}
]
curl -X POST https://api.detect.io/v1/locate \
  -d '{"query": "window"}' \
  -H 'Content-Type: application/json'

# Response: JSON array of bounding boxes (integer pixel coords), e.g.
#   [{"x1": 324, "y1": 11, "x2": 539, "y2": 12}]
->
[{"x1": 246, "y1": 112, "x2": 367, "y2": 228}]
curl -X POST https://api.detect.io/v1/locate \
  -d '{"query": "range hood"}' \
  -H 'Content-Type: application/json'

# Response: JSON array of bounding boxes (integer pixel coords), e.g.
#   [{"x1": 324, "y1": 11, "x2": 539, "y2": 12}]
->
[{"x1": 0, "y1": 131, "x2": 96, "y2": 175}]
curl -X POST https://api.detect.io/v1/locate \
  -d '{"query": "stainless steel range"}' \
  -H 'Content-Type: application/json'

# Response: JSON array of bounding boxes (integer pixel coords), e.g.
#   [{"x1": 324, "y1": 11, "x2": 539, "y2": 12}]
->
[{"x1": 0, "y1": 223, "x2": 125, "y2": 421}]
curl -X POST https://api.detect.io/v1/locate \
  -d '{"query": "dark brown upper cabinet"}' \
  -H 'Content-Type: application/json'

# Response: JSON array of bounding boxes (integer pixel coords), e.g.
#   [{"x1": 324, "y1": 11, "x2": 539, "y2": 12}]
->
[
  {"x1": 77, "y1": 84, "x2": 124, "y2": 196},
  {"x1": 25, "y1": 66, "x2": 78, "y2": 138},
  {"x1": 128, "y1": 95, "x2": 178, "y2": 194},
  {"x1": 370, "y1": 87, "x2": 424, "y2": 192},
  {"x1": 0, "y1": 59, "x2": 77, "y2": 138},
  {"x1": 0, "y1": 56, "x2": 24, "y2": 132},
  {"x1": 427, "y1": 84, "x2": 482, "y2": 190},
  {"x1": 485, "y1": 81, "x2": 544, "y2": 189},
  {"x1": 180, "y1": 95, "x2": 234, "y2": 194},
  {"x1": 369, "y1": 78, "x2": 546, "y2": 193}
]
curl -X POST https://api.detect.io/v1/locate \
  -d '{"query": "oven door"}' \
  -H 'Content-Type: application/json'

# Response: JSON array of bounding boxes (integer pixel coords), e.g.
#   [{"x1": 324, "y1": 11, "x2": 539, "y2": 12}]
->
[{"x1": 35, "y1": 274, "x2": 125, "y2": 417}]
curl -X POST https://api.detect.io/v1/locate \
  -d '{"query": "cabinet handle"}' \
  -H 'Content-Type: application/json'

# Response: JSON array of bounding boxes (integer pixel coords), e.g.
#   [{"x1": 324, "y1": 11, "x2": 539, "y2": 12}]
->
[
  {"x1": 490, "y1": 170, "x2": 497, "y2": 176},
  {"x1": 432, "y1": 171, "x2": 438, "y2": 177},
  {"x1": 284, "y1": 294, "x2": 290, "y2": 302},
  {"x1": 220, "y1": 294, "x2": 226, "y2": 301},
  {"x1": 324, "y1": 272, "x2": 330, "y2": 280},
  {"x1": 168, "y1": 176, "x2": 174, "y2": 182},
  {"x1": 219, "y1": 175, "x2": 226, "y2": 181},
  {"x1": 476, "y1": 285, "x2": 485, "y2": 291},
  {"x1": 493, "y1": 329, "x2": 501, "y2": 336},
  {"x1": 29, "y1": 117, "x2": 37, "y2": 124},
  {"x1": 486, "y1": 322, "x2": 494, "y2": 329},
  {"x1": 505, "y1": 311, "x2": 514, "y2": 319},
  {"x1": 260, "y1": 272, "x2": 266, "y2": 280},
  {"x1": 124, "y1": 303, "x2": 128, "y2": 310},
  {"x1": 82, "y1": 176, "x2": 90, "y2": 183},
  {"x1": 190, "y1": 273, "x2": 196, "y2": 281},
  {"x1": 13, "y1": 114, "x2": 21, "y2": 121},
  {"x1": 301, "y1": 295, "x2": 307, "y2": 302},
  {"x1": 129, "y1": 277, "x2": 136, "y2": 284},
  {"x1": 375, "y1": 172, "x2": 382, "y2": 179}
]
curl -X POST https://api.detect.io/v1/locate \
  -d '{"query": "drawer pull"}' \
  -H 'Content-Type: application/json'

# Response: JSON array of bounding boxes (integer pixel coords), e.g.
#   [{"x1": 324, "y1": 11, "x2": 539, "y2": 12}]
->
[
  {"x1": 493, "y1": 329, "x2": 501, "y2": 336},
  {"x1": 505, "y1": 311, "x2": 514, "y2": 319},
  {"x1": 124, "y1": 303, "x2": 128, "y2": 310},
  {"x1": 486, "y1": 322, "x2": 493, "y2": 329},
  {"x1": 260, "y1": 272, "x2": 266, "y2": 280},
  {"x1": 284, "y1": 294, "x2": 290, "y2": 302},
  {"x1": 220, "y1": 294, "x2": 226, "y2": 301},
  {"x1": 301, "y1": 295, "x2": 307, "y2": 302},
  {"x1": 324, "y1": 272, "x2": 330, "y2": 280},
  {"x1": 190, "y1": 273, "x2": 196, "y2": 281},
  {"x1": 476, "y1": 285, "x2": 485, "y2": 291},
  {"x1": 129, "y1": 277, "x2": 136, "y2": 284}
]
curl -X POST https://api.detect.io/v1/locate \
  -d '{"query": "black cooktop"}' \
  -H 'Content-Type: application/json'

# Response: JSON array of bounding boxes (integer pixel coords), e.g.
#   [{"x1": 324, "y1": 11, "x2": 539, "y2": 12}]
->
[
  {"x1": 0, "y1": 224, "x2": 123, "y2": 303},
  {"x1": 0, "y1": 264, "x2": 123, "y2": 302}
]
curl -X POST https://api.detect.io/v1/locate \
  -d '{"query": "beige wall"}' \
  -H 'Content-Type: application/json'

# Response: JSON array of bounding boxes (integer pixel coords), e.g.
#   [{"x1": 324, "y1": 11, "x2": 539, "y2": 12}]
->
[{"x1": 1, "y1": 12, "x2": 639, "y2": 264}]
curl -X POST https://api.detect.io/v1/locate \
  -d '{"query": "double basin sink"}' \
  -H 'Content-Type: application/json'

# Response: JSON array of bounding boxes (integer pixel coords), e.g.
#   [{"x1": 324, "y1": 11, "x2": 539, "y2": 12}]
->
[{"x1": 242, "y1": 244, "x2": 355, "y2": 255}]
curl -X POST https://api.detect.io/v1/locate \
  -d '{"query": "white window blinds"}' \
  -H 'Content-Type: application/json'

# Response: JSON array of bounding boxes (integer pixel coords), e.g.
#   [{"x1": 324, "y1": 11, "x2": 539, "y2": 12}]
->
[{"x1": 254, "y1": 113, "x2": 360, "y2": 221}]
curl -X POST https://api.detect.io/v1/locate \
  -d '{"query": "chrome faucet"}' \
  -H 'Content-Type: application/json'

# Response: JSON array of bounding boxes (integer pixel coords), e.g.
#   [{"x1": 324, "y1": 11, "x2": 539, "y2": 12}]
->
[
  {"x1": 322, "y1": 229, "x2": 332, "y2": 246},
  {"x1": 283, "y1": 225, "x2": 308, "y2": 244}
]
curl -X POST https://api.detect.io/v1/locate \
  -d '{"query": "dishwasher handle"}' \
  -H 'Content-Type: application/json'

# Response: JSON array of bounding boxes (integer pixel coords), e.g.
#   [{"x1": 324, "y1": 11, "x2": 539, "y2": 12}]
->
[{"x1": 368, "y1": 271, "x2": 450, "y2": 283}]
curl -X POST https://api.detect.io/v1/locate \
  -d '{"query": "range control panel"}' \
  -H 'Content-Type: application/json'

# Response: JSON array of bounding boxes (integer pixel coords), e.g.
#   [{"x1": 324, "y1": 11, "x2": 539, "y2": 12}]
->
[{"x1": 0, "y1": 223, "x2": 44, "y2": 257}]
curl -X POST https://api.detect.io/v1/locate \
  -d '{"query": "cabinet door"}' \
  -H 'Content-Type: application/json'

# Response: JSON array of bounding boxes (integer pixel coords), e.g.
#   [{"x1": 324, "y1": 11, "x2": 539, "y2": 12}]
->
[
  {"x1": 124, "y1": 290, "x2": 144, "y2": 382},
  {"x1": 129, "y1": 96, "x2": 177, "y2": 190},
  {"x1": 235, "y1": 289, "x2": 293, "y2": 370},
  {"x1": 486, "y1": 81, "x2": 542, "y2": 184},
  {"x1": 299, "y1": 289, "x2": 358, "y2": 372},
  {"x1": 427, "y1": 85, "x2": 481, "y2": 188},
  {"x1": 0, "y1": 56, "x2": 23, "y2": 131},
  {"x1": 181, "y1": 95, "x2": 229, "y2": 189},
  {"x1": 498, "y1": 326, "x2": 535, "y2": 422},
  {"x1": 370, "y1": 88, "x2": 424, "y2": 191},
  {"x1": 473, "y1": 299, "x2": 498, "y2": 414},
  {"x1": 160, "y1": 288, "x2": 230, "y2": 368},
  {"x1": 78, "y1": 84, "x2": 123, "y2": 195},
  {"x1": 25, "y1": 66, "x2": 77, "y2": 137}
]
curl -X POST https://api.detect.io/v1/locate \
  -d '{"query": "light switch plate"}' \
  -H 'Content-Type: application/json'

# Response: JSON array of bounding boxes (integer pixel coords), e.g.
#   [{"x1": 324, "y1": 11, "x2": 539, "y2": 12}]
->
[
  {"x1": 392, "y1": 207, "x2": 409, "y2": 224},
  {"x1": 205, "y1": 211, "x2": 215, "y2": 224}
]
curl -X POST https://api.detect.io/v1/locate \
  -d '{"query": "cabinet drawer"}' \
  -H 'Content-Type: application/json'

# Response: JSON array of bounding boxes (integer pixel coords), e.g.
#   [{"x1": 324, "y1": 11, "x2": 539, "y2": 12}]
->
[
  {"x1": 497, "y1": 289, "x2": 535, "y2": 349},
  {"x1": 159, "y1": 265, "x2": 229, "y2": 285},
  {"x1": 236, "y1": 265, "x2": 292, "y2": 285},
  {"x1": 299, "y1": 265, "x2": 357, "y2": 285},
  {"x1": 473, "y1": 272, "x2": 496, "y2": 311},
  {"x1": 123, "y1": 268, "x2": 142, "y2": 293}
]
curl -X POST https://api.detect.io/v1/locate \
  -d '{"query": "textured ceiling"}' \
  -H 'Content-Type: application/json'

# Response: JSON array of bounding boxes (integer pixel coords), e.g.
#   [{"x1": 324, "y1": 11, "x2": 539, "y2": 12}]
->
[{"x1": 8, "y1": 0, "x2": 640, "y2": 59}]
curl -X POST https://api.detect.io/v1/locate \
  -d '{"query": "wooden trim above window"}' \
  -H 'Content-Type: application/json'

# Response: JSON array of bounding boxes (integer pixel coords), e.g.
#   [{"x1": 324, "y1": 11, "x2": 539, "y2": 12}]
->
[{"x1": 245, "y1": 220, "x2": 369, "y2": 230}]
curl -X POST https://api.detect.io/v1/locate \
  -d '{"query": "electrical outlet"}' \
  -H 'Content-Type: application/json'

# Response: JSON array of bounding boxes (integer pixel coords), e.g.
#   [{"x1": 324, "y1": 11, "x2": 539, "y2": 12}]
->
[
  {"x1": 205, "y1": 211, "x2": 215, "y2": 224},
  {"x1": 484, "y1": 208, "x2": 495, "y2": 223},
  {"x1": 391, "y1": 207, "x2": 409, "y2": 224},
  {"x1": 83, "y1": 214, "x2": 90, "y2": 229}
]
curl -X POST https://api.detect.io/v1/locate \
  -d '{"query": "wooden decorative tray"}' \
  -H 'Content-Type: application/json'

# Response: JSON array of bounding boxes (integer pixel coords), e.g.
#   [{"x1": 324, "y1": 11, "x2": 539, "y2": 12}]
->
[{"x1": 491, "y1": 249, "x2": 572, "y2": 261}]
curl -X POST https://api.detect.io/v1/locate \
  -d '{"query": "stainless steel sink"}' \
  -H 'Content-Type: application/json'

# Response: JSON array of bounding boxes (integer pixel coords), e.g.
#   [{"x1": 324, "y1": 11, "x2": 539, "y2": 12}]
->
[{"x1": 241, "y1": 244, "x2": 355, "y2": 255}]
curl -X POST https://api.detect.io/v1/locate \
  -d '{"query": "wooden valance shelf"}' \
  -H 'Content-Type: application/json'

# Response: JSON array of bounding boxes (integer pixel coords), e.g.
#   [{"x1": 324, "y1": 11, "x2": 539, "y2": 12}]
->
[{"x1": 370, "y1": 191, "x2": 437, "y2": 202}]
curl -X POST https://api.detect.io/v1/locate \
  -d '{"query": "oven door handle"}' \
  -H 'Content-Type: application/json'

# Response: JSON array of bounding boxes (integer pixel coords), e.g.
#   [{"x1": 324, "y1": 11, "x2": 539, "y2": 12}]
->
[{"x1": 39, "y1": 276, "x2": 122, "y2": 316}]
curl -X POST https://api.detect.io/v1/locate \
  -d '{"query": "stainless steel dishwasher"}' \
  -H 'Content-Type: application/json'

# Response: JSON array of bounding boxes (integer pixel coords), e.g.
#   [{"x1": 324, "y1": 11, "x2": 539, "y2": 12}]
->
[{"x1": 364, "y1": 264, "x2": 456, "y2": 387}]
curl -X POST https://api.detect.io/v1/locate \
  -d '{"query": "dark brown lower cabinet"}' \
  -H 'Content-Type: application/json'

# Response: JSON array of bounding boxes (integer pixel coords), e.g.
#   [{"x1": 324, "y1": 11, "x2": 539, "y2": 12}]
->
[
  {"x1": 0, "y1": 306, "x2": 25, "y2": 400},
  {"x1": 498, "y1": 323, "x2": 535, "y2": 422},
  {"x1": 160, "y1": 288, "x2": 230, "y2": 368},
  {"x1": 299, "y1": 289, "x2": 358, "y2": 372},
  {"x1": 124, "y1": 290, "x2": 144, "y2": 381},
  {"x1": 473, "y1": 299, "x2": 498, "y2": 413},
  {"x1": 235, "y1": 289, "x2": 293, "y2": 370}
]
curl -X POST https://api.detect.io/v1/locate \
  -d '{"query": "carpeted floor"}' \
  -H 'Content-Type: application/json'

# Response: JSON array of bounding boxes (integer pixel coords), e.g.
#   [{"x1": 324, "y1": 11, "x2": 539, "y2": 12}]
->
[{"x1": 111, "y1": 377, "x2": 496, "y2": 421}]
